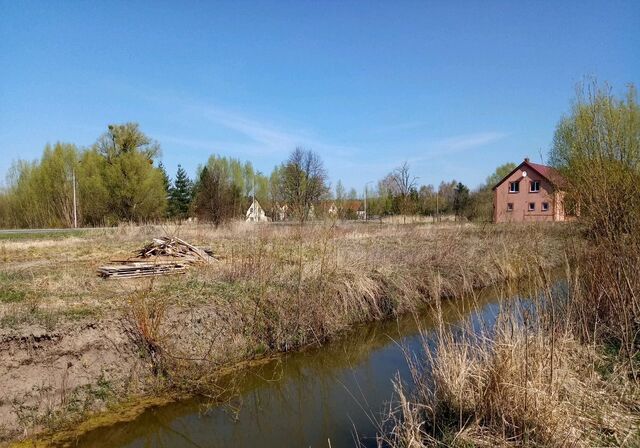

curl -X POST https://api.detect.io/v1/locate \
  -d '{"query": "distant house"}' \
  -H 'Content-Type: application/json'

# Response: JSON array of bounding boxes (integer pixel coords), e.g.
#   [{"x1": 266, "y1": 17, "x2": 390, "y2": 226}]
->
[
  {"x1": 493, "y1": 158, "x2": 568, "y2": 223},
  {"x1": 343, "y1": 200, "x2": 363, "y2": 220},
  {"x1": 272, "y1": 203, "x2": 288, "y2": 221},
  {"x1": 246, "y1": 199, "x2": 269, "y2": 222}
]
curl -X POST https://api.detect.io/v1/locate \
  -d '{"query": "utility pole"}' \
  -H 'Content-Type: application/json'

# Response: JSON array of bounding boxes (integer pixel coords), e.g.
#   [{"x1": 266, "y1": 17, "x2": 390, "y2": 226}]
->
[
  {"x1": 364, "y1": 181, "x2": 373, "y2": 221},
  {"x1": 251, "y1": 176, "x2": 256, "y2": 221},
  {"x1": 72, "y1": 168, "x2": 77, "y2": 228},
  {"x1": 435, "y1": 191, "x2": 439, "y2": 223},
  {"x1": 364, "y1": 187, "x2": 367, "y2": 221}
]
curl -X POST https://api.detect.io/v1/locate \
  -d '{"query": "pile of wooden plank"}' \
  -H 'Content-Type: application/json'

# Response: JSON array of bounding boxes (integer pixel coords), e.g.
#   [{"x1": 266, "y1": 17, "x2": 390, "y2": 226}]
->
[
  {"x1": 98, "y1": 237, "x2": 216, "y2": 279},
  {"x1": 136, "y1": 237, "x2": 215, "y2": 263},
  {"x1": 97, "y1": 261, "x2": 188, "y2": 279}
]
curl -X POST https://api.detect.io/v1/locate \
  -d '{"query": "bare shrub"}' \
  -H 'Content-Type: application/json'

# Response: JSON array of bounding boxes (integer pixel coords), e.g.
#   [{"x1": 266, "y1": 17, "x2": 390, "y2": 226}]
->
[{"x1": 122, "y1": 288, "x2": 168, "y2": 377}]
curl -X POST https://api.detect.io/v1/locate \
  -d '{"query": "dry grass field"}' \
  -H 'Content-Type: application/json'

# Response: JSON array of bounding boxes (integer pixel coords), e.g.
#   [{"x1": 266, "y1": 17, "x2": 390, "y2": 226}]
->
[{"x1": 0, "y1": 221, "x2": 568, "y2": 443}]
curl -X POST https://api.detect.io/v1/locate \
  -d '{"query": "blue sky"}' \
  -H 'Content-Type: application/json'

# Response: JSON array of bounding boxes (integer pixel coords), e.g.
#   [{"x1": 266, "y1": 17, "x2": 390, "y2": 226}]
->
[{"x1": 1, "y1": 1, "x2": 638, "y2": 191}]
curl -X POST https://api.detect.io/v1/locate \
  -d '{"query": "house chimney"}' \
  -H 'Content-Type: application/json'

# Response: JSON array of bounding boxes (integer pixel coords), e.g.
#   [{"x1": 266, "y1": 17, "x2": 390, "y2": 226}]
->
[{"x1": 524, "y1": 157, "x2": 530, "y2": 163}]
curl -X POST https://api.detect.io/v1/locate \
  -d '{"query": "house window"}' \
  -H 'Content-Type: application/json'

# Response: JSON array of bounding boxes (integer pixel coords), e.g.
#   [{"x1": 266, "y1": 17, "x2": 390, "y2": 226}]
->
[
  {"x1": 509, "y1": 181, "x2": 520, "y2": 193},
  {"x1": 542, "y1": 202, "x2": 549, "y2": 211},
  {"x1": 530, "y1": 180, "x2": 540, "y2": 192},
  {"x1": 528, "y1": 202, "x2": 535, "y2": 211},
  {"x1": 507, "y1": 203, "x2": 514, "y2": 212}
]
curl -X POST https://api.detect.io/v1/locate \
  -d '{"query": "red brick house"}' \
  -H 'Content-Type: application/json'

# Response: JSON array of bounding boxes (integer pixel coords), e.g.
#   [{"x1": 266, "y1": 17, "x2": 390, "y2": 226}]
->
[{"x1": 493, "y1": 158, "x2": 568, "y2": 223}]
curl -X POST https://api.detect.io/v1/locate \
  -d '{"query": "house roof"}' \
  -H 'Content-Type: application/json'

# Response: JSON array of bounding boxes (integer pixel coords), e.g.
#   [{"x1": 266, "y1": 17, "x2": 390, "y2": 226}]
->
[
  {"x1": 342, "y1": 200, "x2": 363, "y2": 212},
  {"x1": 246, "y1": 199, "x2": 264, "y2": 215},
  {"x1": 492, "y1": 159, "x2": 567, "y2": 190}
]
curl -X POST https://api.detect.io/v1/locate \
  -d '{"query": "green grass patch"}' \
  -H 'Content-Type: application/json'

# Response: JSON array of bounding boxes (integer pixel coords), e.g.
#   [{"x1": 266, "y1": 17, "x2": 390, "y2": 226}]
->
[
  {"x1": 62, "y1": 307, "x2": 98, "y2": 321},
  {"x1": 0, "y1": 289, "x2": 26, "y2": 303},
  {"x1": 0, "y1": 309, "x2": 59, "y2": 331},
  {"x1": 0, "y1": 229, "x2": 90, "y2": 241},
  {"x1": 0, "y1": 306, "x2": 96, "y2": 330}
]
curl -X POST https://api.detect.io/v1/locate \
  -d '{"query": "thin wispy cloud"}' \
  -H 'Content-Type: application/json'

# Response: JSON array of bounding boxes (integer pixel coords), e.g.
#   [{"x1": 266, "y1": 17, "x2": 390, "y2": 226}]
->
[
  {"x1": 435, "y1": 132, "x2": 507, "y2": 152},
  {"x1": 128, "y1": 84, "x2": 507, "y2": 188},
  {"x1": 339, "y1": 131, "x2": 508, "y2": 170},
  {"x1": 194, "y1": 106, "x2": 301, "y2": 154},
  {"x1": 194, "y1": 103, "x2": 360, "y2": 159},
  {"x1": 130, "y1": 83, "x2": 505, "y2": 170},
  {"x1": 155, "y1": 134, "x2": 264, "y2": 157},
  {"x1": 133, "y1": 85, "x2": 360, "y2": 159},
  {"x1": 406, "y1": 131, "x2": 508, "y2": 164}
]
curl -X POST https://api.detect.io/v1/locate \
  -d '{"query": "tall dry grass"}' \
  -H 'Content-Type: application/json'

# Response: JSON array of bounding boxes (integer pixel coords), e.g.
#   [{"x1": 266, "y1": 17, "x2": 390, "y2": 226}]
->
[
  {"x1": 566, "y1": 237, "x2": 640, "y2": 379},
  {"x1": 380, "y1": 244, "x2": 640, "y2": 447}
]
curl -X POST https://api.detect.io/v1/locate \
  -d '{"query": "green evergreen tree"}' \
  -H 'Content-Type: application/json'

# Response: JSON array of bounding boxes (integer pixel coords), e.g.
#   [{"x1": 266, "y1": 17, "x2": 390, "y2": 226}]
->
[
  {"x1": 158, "y1": 162, "x2": 172, "y2": 217},
  {"x1": 453, "y1": 182, "x2": 470, "y2": 219},
  {"x1": 168, "y1": 165, "x2": 193, "y2": 219},
  {"x1": 158, "y1": 162, "x2": 171, "y2": 196}
]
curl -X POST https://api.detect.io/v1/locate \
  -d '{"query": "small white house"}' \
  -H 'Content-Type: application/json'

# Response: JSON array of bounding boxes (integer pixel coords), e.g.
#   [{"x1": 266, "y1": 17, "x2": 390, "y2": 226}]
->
[{"x1": 246, "y1": 199, "x2": 269, "y2": 222}]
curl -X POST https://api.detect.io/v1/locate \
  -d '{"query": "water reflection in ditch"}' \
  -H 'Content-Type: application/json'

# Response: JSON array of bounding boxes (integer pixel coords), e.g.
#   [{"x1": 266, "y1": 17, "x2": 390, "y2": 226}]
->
[{"x1": 75, "y1": 277, "x2": 560, "y2": 448}]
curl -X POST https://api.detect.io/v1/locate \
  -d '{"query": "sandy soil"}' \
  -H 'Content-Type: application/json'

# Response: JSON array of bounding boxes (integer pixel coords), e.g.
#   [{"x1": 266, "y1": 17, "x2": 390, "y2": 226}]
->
[{"x1": 0, "y1": 317, "x2": 143, "y2": 441}]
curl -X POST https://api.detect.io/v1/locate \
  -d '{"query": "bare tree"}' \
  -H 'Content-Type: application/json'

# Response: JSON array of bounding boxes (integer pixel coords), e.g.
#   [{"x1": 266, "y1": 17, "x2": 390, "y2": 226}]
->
[
  {"x1": 390, "y1": 161, "x2": 418, "y2": 219},
  {"x1": 391, "y1": 161, "x2": 418, "y2": 197},
  {"x1": 281, "y1": 148, "x2": 329, "y2": 223}
]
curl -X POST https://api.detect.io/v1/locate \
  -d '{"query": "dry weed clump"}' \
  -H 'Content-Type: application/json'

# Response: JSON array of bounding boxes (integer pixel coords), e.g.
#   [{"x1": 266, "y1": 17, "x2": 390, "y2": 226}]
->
[
  {"x1": 122, "y1": 288, "x2": 169, "y2": 377},
  {"x1": 379, "y1": 154, "x2": 640, "y2": 447}
]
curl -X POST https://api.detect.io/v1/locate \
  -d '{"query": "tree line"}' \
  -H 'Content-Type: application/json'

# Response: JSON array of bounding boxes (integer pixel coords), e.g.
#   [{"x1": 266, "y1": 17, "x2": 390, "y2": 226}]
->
[
  {"x1": 0, "y1": 127, "x2": 332, "y2": 228},
  {"x1": 370, "y1": 163, "x2": 516, "y2": 221},
  {"x1": 0, "y1": 124, "x2": 168, "y2": 228},
  {"x1": 0, "y1": 122, "x2": 512, "y2": 228}
]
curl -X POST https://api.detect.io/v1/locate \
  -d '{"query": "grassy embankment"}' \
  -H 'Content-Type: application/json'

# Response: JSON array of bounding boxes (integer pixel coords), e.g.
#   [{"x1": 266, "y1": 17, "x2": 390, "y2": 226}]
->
[
  {"x1": 0, "y1": 221, "x2": 568, "y2": 443},
  {"x1": 380, "y1": 229, "x2": 640, "y2": 446}
]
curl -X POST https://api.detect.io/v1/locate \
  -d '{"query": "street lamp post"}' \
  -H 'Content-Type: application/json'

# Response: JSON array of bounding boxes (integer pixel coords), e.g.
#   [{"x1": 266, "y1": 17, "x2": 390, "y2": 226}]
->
[{"x1": 71, "y1": 160, "x2": 82, "y2": 229}]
